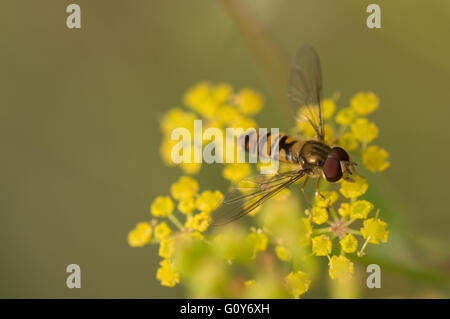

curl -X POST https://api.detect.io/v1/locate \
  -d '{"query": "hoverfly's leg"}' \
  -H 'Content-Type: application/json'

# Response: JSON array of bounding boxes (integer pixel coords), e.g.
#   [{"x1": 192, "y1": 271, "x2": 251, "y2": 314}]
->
[
  {"x1": 301, "y1": 175, "x2": 313, "y2": 208},
  {"x1": 315, "y1": 175, "x2": 325, "y2": 199}
]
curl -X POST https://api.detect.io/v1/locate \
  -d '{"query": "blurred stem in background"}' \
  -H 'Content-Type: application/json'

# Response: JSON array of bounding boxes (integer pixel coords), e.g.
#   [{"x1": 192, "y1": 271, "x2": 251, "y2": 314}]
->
[
  {"x1": 219, "y1": 0, "x2": 289, "y2": 97},
  {"x1": 218, "y1": 0, "x2": 449, "y2": 292}
]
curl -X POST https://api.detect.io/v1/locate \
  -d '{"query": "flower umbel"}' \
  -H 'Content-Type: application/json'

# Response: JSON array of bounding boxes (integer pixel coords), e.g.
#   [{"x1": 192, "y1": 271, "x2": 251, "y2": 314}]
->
[{"x1": 129, "y1": 84, "x2": 390, "y2": 298}]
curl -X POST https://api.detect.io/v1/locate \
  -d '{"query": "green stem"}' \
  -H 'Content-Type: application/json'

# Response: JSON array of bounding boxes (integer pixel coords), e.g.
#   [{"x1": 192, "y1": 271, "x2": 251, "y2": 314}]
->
[
  {"x1": 168, "y1": 214, "x2": 184, "y2": 231},
  {"x1": 312, "y1": 227, "x2": 331, "y2": 235}
]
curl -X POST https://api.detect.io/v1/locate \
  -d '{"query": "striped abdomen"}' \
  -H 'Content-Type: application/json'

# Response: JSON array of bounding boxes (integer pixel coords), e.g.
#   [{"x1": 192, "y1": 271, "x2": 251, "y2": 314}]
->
[{"x1": 241, "y1": 131, "x2": 306, "y2": 164}]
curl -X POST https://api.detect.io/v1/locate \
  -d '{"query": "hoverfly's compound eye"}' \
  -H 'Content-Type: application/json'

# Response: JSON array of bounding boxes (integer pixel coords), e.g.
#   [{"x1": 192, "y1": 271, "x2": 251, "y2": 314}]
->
[
  {"x1": 323, "y1": 158, "x2": 343, "y2": 182},
  {"x1": 328, "y1": 147, "x2": 350, "y2": 162}
]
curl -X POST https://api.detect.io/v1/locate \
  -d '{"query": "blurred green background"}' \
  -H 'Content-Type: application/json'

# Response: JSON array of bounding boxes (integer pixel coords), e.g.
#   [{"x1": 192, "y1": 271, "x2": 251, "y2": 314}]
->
[{"x1": 1, "y1": 0, "x2": 449, "y2": 298}]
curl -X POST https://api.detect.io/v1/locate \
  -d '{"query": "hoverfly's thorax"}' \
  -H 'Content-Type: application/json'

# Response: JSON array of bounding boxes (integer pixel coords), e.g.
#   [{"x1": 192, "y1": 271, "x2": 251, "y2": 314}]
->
[{"x1": 300, "y1": 141, "x2": 331, "y2": 166}]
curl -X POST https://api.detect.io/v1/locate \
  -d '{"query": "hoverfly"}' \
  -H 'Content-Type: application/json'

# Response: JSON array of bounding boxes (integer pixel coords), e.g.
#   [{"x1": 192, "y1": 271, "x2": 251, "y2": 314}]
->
[{"x1": 211, "y1": 45, "x2": 357, "y2": 225}]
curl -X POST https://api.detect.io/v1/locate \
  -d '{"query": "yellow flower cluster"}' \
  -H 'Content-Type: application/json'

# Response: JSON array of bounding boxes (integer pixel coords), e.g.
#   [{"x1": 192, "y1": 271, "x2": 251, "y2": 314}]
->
[
  {"x1": 301, "y1": 170, "x2": 390, "y2": 283},
  {"x1": 127, "y1": 175, "x2": 224, "y2": 287},
  {"x1": 130, "y1": 84, "x2": 391, "y2": 298},
  {"x1": 159, "y1": 82, "x2": 263, "y2": 175}
]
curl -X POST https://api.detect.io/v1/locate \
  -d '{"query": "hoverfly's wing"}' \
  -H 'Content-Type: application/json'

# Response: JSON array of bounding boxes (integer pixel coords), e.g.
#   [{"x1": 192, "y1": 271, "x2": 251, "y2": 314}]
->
[
  {"x1": 287, "y1": 45, "x2": 324, "y2": 140},
  {"x1": 211, "y1": 170, "x2": 307, "y2": 226}
]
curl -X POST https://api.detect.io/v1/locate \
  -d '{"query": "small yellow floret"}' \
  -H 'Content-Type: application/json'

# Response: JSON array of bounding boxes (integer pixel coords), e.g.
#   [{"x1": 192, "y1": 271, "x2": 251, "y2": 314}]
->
[
  {"x1": 362, "y1": 145, "x2": 390, "y2": 173},
  {"x1": 127, "y1": 222, "x2": 152, "y2": 247},
  {"x1": 328, "y1": 255, "x2": 354, "y2": 282},
  {"x1": 351, "y1": 92, "x2": 379, "y2": 116},
  {"x1": 156, "y1": 259, "x2": 180, "y2": 287},
  {"x1": 151, "y1": 196, "x2": 175, "y2": 217},
  {"x1": 312, "y1": 206, "x2": 328, "y2": 225},
  {"x1": 350, "y1": 200, "x2": 374, "y2": 219},
  {"x1": 285, "y1": 271, "x2": 311, "y2": 298},
  {"x1": 340, "y1": 176, "x2": 368, "y2": 199},
  {"x1": 351, "y1": 118, "x2": 378, "y2": 143},
  {"x1": 361, "y1": 218, "x2": 389, "y2": 244},
  {"x1": 340, "y1": 234, "x2": 358, "y2": 253}
]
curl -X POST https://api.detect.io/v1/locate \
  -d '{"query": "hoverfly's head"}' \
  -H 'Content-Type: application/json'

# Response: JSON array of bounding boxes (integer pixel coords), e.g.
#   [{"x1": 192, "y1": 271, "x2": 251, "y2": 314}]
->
[{"x1": 323, "y1": 147, "x2": 357, "y2": 182}]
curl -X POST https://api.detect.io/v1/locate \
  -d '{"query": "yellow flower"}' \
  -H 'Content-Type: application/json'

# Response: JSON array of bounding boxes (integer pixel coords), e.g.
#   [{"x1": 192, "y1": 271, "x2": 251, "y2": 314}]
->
[
  {"x1": 324, "y1": 124, "x2": 335, "y2": 144},
  {"x1": 247, "y1": 231, "x2": 269, "y2": 257},
  {"x1": 160, "y1": 108, "x2": 197, "y2": 135},
  {"x1": 159, "y1": 237, "x2": 176, "y2": 259},
  {"x1": 156, "y1": 259, "x2": 180, "y2": 287},
  {"x1": 351, "y1": 92, "x2": 379, "y2": 116},
  {"x1": 328, "y1": 255, "x2": 354, "y2": 282},
  {"x1": 170, "y1": 176, "x2": 199, "y2": 200},
  {"x1": 362, "y1": 145, "x2": 390, "y2": 173},
  {"x1": 217, "y1": 105, "x2": 240, "y2": 124},
  {"x1": 177, "y1": 196, "x2": 195, "y2": 214},
  {"x1": 335, "y1": 107, "x2": 356, "y2": 126},
  {"x1": 285, "y1": 271, "x2": 311, "y2": 298},
  {"x1": 322, "y1": 98, "x2": 337, "y2": 120},
  {"x1": 223, "y1": 163, "x2": 251, "y2": 184},
  {"x1": 275, "y1": 245, "x2": 292, "y2": 261},
  {"x1": 314, "y1": 191, "x2": 339, "y2": 208},
  {"x1": 361, "y1": 218, "x2": 389, "y2": 244},
  {"x1": 191, "y1": 212, "x2": 211, "y2": 232},
  {"x1": 195, "y1": 190, "x2": 224, "y2": 213},
  {"x1": 160, "y1": 138, "x2": 178, "y2": 167},
  {"x1": 351, "y1": 118, "x2": 378, "y2": 143},
  {"x1": 338, "y1": 132, "x2": 358, "y2": 151},
  {"x1": 180, "y1": 162, "x2": 202, "y2": 175},
  {"x1": 340, "y1": 234, "x2": 358, "y2": 253},
  {"x1": 299, "y1": 218, "x2": 313, "y2": 246},
  {"x1": 311, "y1": 235, "x2": 332, "y2": 256},
  {"x1": 235, "y1": 88, "x2": 263, "y2": 115},
  {"x1": 337, "y1": 202, "x2": 350, "y2": 217},
  {"x1": 340, "y1": 176, "x2": 368, "y2": 199},
  {"x1": 272, "y1": 188, "x2": 291, "y2": 201},
  {"x1": 350, "y1": 200, "x2": 374, "y2": 219},
  {"x1": 244, "y1": 280, "x2": 256, "y2": 287},
  {"x1": 312, "y1": 206, "x2": 328, "y2": 225},
  {"x1": 154, "y1": 222, "x2": 172, "y2": 240},
  {"x1": 151, "y1": 196, "x2": 175, "y2": 217},
  {"x1": 183, "y1": 82, "x2": 210, "y2": 108},
  {"x1": 230, "y1": 116, "x2": 257, "y2": 130},
  {"x1": 127, "y1": 222, "x2": 152, "y2": 247},
  {"x1": 212, "y1": 83, "x2": 233, "y2": 104}
]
